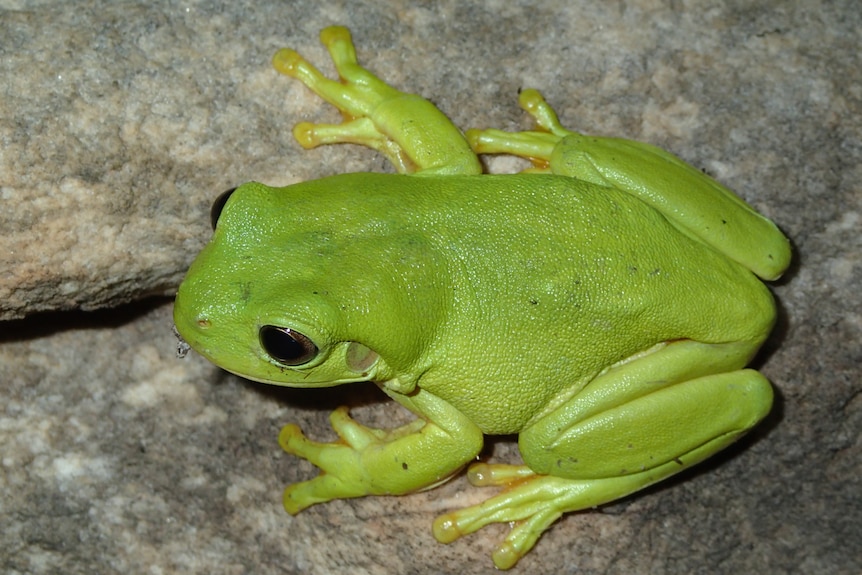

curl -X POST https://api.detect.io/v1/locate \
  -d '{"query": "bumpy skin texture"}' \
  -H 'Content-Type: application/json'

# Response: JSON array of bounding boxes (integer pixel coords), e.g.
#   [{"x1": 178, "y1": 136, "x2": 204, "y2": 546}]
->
[{"x1": 173, "y1": 26, "x2": 791, "y2": 570}]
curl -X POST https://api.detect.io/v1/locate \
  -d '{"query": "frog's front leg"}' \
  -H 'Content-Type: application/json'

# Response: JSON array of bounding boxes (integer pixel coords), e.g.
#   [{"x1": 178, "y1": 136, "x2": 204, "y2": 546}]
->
[
  {"x1": 272, "y1": 26, "x2": 481, "y2": 175},
  {"x1": 467, "y1": 89, "x2": 791, "y2": 280},
  {"x1": 433, "y1": 339, "x2": 773, "y2": 570},
  {"x1": 280, "y1": 387, "x2": 483, "y2": 514}
]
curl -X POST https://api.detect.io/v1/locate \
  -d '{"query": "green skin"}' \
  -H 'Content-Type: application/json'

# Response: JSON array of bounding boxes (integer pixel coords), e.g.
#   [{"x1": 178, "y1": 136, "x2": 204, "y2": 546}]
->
[{"x1": 173, "y1": 26, "x2": 791, "y2": 570}]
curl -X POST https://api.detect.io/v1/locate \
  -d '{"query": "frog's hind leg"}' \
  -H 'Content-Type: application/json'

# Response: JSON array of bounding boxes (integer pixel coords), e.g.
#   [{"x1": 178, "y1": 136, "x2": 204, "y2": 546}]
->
[
  {"x1": 433, "y1": 339, "x2": 774, "y2": 570},
  {"x1": 467, "y1": 89, "x2": 791, "y2": 280}
]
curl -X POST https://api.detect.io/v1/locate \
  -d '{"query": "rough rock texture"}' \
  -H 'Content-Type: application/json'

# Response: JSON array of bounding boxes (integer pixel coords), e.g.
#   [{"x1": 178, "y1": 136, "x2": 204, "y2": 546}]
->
[{"x1": 2, "y1": 1, "x2": 859, "y2": 574}]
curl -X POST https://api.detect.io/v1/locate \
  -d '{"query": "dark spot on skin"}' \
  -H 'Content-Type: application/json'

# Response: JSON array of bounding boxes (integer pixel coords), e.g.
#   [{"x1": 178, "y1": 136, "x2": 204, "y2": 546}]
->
[
  {"x1": 674, "y1": 457, "x2": 684, "y2": 466},
  {"x1": 402, "y1": 462, "x2": 409, "y2": 471},
  {"x1": 235, "y1": 281, "x2": 252, "y2": 303},
  {"x1": 529, "y1": 299, "x2": 538, "y2": 305},
  {"x1": 722, "y1": 219, "x2": 728, "y2": 224}
]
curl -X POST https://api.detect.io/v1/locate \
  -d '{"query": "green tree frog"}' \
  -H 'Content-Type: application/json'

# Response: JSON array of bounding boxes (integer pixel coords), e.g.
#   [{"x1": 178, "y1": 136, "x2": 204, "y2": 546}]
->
[{"x1": 173, "y1": 26, "x2": 791, "y2": 569}]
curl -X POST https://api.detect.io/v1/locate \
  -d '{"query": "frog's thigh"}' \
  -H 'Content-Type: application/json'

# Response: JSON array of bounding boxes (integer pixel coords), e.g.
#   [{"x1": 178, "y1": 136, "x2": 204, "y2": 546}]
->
[{"x1": 520, "y1": 339, "x2": 774, "y2": 480}]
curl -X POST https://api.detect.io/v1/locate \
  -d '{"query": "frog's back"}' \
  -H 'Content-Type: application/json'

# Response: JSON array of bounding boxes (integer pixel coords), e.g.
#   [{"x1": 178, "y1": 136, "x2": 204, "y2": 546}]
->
[
  {"x1": 380, "y1": 172, "x2": 773, "y2": 344},
  {"x1": 275, "y1": 172, "x2": 775, "y2": 432},
  {"x1": 405, "y1": 172, "x2": 773, "y2": 430}
]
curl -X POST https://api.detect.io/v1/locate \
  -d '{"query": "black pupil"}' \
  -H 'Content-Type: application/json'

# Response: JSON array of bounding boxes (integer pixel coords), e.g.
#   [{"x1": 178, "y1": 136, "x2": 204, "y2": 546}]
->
[
  {"x1": 259, "y1": 326, "x2": 317, "y2": 366},
  {"x1": 210, "y1": 187, "x2": 237, "y2": 230}
]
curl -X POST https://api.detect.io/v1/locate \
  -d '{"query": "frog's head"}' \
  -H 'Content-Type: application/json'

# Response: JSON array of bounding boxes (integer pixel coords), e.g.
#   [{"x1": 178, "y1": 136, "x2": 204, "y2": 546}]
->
[{"x1": 173, "y1": 179, "x2": 450, "y2": 389}]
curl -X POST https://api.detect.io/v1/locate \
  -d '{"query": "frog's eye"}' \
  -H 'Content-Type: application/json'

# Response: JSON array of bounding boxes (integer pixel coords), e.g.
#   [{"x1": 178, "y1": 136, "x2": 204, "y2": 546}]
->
[
  {"x1": 210, "y1": 187, "x2": 237, "y2": 230},
  {"x1": 259, "y1": 325, "x2": 319, "y2": 366}
]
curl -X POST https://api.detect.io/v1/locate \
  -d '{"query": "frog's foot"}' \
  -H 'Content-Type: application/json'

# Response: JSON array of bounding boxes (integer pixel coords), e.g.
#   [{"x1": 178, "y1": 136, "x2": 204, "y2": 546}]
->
[
  {"x1": 279, "y1": 393, "x2": 484, "y2": 515},
  {"x1": 271, "y1": 28, "x2": 402, "y2": 158},
  {"x1": 466, "y1": 89, "x2": 573, "y2": 172},
  {"x1": 279, "y1": 406, "x2": 426, "y2": 513},
  {"x1": 272, "y1": 26, "x2": 480, "y2": 175},
  {"x1": 433, "y1": 457, "x2": 694, "y2": 570}
]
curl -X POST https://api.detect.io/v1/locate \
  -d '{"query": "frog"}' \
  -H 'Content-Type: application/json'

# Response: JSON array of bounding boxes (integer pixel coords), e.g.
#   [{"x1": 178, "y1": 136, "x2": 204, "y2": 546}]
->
[{"x1": 172, "y1": 26, "x2": 791, "y2": 569}]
